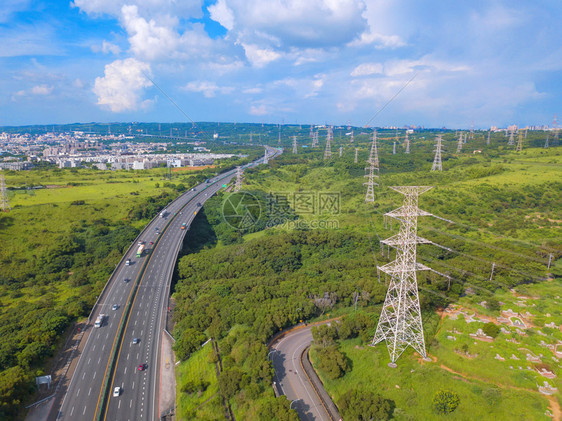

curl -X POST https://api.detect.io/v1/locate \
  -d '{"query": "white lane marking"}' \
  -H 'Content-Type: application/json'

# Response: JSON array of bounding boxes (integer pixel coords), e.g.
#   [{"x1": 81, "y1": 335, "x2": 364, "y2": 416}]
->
[
  {"x1": 83, "y1": 406, "x2": 87, "y2": 415},
  {"x1": 70, "y1": 407, "x2": 74, "y2": 417},
  {"x1": 76, "y1": 388, "x2": 80, "y2": 397},
  {"x1": 88, "y1": 387, "x2": 91, "y2": 396}
]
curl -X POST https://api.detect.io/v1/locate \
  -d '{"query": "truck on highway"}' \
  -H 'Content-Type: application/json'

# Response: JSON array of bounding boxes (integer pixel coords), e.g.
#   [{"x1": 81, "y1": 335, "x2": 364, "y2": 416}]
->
[
  {"x1": 94, "y1": 314, "x2": 105, "y2": 328},
  {"x1": 160, "y1": 209, "x2": 168, "y2": 218},
  {"x1": 136, "y1": 244, "x2": 145, "y2": 257},
  {"x1": 181, "y1": 223, "x2": 187, "y2": 230}
]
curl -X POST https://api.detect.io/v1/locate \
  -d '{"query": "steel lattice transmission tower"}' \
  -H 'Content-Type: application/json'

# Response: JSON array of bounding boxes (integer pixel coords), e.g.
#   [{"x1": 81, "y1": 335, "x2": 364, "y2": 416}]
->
[
  {"x1": 234, "y1": 166, "x2": 244, "y2": 192},
  {"x1": 368, "y1": 130, "x2": 379, "y2": 166},
  {"x1": 508, "y1": 130, "x2": 515, "y2": 146},
  {"x1": 487, "y1": 130, "x2": 491, "y2": 146},
  {"x1": 312, "y1": 130, "x2": 319, "y2": 147},
  {"x1": 544, "y1": 134, "x2": 550, "y2": 148},
  {"x1": 371, "y1": 186, "x2": 434, "y2": 365},
  {"x1": 393, "y1": 141, "x2": 396, "y2": 155},
  {"x1": 339, "y1": 146, "x2": 343, "y2": 157},
  {"x1": 292, "y1": 136, "x2": 298, "y2": 154},
  {"x1": 404, "y1": 132, "x2": 410, "y2": 154},
  {"x1": 263, "y1": 148, "x2": 269, "y2": 165},
  {"x1": 324, "y1": 127, "x2": 333, "y2": 159},
  {"x1": 364, "y1": 131, "x2": 380, "y2": 202},
  {"x1": 354, "y1": 148, "x2": 359, "y2": 163},
  {"x1": 1, "y1": 172, "x2": 10, "y2": 212},
  {"x1": 431, "y1": 135, "x2": 443, "y2": 171},
  {"x1": 516, "y1": 131, "x2": 524, "y2": 152},
  {"x1": 350, "y1": 130, "x2": 355, "y2": 143},
  {"x1": 456, "y1": 132, "x2": 463, "y2": 153}
]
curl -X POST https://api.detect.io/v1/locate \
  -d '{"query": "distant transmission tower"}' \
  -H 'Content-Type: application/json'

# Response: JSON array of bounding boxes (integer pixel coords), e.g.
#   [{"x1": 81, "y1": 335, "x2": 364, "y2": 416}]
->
[
  {"x1": 486, "y1": 130, "x2": 491, "y2": 145},
  {"x1": 393, "y1": 141, "x2": 396, "y2": 155},
  {"x1": 364, "y1": 132, "x2": 380, "y2": 202},
  {"x1": 405, "y1": 132, "x2": 410, "y2": 154},
  {"x1": 312, "y1": 130, "x2": 319, "y2": 147},
  {"x1": 368, "y1": 130, "x2": 379, "y2": 167},
  {"x1": 431, "y1": 135, "x2": 443, "y2": 171},
  {"x1": 292, "y1": 136, "x2": 298, "y2": 154},
  {"x1": 456, "y1": 132, "x2": 463, "y2": 153},
  {"x1": 470, "y1": 122, "x2": 474, "y2": 140},
  {"x1": 234, "y1": 166, "x2": 244, "y2": 192},
  {"x1": 364, "y1": 164, "x2": 378, "y2": 202},
  {"x1": 0, "y1": 172, "x2": 10, "y2": 212},
  {"x1": 263, "y1": 148, "x2": 269, "y2": 165},
  {"x1": 516, "y1": 131, "x2": 524, "y2": 152},
  {"x1": 544, "y1": 134, "x2": 549, "y2": 148},
  {"x1": 508, "y1": 130, "x2": 515, "y2": 146},
  {"x1": 278, "y1": 128, "x2": 281, "y2": 144},
  {"x1": 371, "y1": 186, "x2": 435, "y2": 365},
  {"x1": 324, "y1": 127, "x2": 333, "y2": 159},
  {"x1": 339, "y1": 146, "x2": 343, "y2": 157},
  {"x1": 354, "y1": 148, "x2": 359, "y2": 163},
  {"x1": 309, "y1": 125, "x2": 314, "y2": 140},
  {"x1": 350, "y1": 130, "x2": 355, "y2": 143}
]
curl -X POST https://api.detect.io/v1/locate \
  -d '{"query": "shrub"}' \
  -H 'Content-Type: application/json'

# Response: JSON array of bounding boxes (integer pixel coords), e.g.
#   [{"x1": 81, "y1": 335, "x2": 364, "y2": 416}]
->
[
  {"x1": 339, "y1": 389, "x2": 394, "y2": 420},
  {"x1": 432, "y1": 390, "x2": 460, "y2": 414},
  {"x1": 482, "y1": 322, "x2": 500, "y2": 338}
]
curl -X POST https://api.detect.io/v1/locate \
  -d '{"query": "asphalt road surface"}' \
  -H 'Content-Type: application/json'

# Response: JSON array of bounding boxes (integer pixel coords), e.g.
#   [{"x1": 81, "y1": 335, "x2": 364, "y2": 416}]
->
[
  {"x1": 271, "y1": 325, "x2": 333, "y2": 421},
  {"x1": 55, "y1": 148, "x2": 280, "y2": 421}
]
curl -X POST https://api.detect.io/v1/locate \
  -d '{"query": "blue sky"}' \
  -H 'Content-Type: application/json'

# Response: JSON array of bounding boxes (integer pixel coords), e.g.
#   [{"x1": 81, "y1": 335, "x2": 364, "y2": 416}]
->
[{"x1": 0, "y1": 0, "x2": 560, "y2": 128}]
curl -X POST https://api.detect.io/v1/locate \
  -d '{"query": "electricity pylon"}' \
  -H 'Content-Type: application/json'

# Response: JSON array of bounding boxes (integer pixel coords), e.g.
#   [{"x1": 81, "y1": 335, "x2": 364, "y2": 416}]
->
[
  {"x1": 278, "y1": 128, "x2": 281, "y2": 144},
  {"x1": 405, "y1": 132, "x2": 410, "y2": 154},
  {"x1": 393, "y1": 141, "x2": 396, "y2": 155},
  {"x1": 0, "y1": 172, "x2": 10, "y2": 212},
  {"x1": 368, "y1": 130, "x2": 379, "y2": 166},
  {"x1": 431, "y1": 135, "x2": 443, "y2": 171},
  {"x1": 456, "y1": 132, "x2": 463, "y2": 153},
  {"x1": 516, "y1": 131, "x2": 523, "y2": 152},
  {"x1": 350, "y1": 130, "x2": 355, "y2": 143},
  {"x1": 292, "y1": 136, "x2": 298, "y2": 154},
  {"x1": 312, "y1": 130, "x2": 319, "y2": 147},
  {"x1": 469, "y1": 122, "x2": 474, "y2": 140},
  {"x1": 263, "y1": 148, "x2": 269, "y2": 165},
  {"x1": 354, "y1": 148, "x2": 359, "y2": 163},
  {"x1": 544, "y1": 134, "x2": 549, "y2": 148},
  {"x1": 339, "y1": 146, "x2": 343, "y2": 157},
  {"x1": 364, "y1": 164, "x2": 378, "y2": 202},
  {"x1": 371, "y1": 186, "x2": 434, "y2": 365},
  {"x1": 487, "y1": 130, "x2": 491, "y2": 145},
  {"x1": 508, "y1": 130, "x2": 515, "y2": 146},
  {"x1": 364, "y1": 131, "x2": 380, "y2": 202},
  {"x1": 234, "y1": 166, "x2": 244, "y2": 192},
  {"x1": 324, "y1": 127, "x2": 332, "y2": 159}
]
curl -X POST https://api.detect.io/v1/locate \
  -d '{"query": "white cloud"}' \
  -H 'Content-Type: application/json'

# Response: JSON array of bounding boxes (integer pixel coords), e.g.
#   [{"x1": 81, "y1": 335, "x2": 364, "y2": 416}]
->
[
  {"x1": 242, "y1": 87, "x2": 263, "y2": 94},
  {"x1": 249, "y1": 104, "x2": 268, "y2": 115},
  {"x1": 93, "y1": 58, "x2": 152, "y2": 112},
  {"x1": 120, "y1": 5, "x2": 179, "y2": 61},
  {"x1": 208, "y1": 0, "x2": 235, "y2": 31},
  {"x1": 183, "y1": 81, "x2": 234, "y2": 98},
  {"x1": 72, "y1": 0, "x2": 203, "y2": 20},
  {"x1": 351, "y1": 63, "x2": 383, "y2": 77},
  {"x1": 241, "y1": 43, "x2": 281, "y2": 67},
  {"x1": 102, "y1": 40, "x2": 121, "y2": 55},
  {"x1": 31, "y1": 84, "x2": 53, "y2": 95},
  {"x1": 348, "y1": 32, "x2": 406, "y2": 49}
]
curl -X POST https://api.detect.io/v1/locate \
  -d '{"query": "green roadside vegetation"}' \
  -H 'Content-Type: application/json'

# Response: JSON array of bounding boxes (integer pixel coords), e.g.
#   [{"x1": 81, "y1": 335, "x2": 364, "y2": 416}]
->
[
  {"x1": 172, "y1": 130, "x2": 560, "y2": 420},
  {"x1": 0, "y1": 161, "x2": 236, "y2": 420}
]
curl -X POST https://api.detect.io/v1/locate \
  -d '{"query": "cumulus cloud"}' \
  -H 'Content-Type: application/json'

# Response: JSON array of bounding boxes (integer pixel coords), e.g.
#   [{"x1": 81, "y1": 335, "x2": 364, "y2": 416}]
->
[
  {"x1": 183, "y1": 81, "x2": 234, "y2": 98},
  {"x1": 351, "y1": 63, "x2": 384, "y2": 77},
  {"x1": 240, "y1": 43, "x2": 281, "y2": 67},
  {"x1": 102, "y1": 40, "x2": 121, "y2": 55},
  {"x1": 93, "y1": 58, "x2": 152, "y2": 112},
  {"x1": 249, "y1": 104, "x2": 268, "y2": 115},
  {"x1": 208, "y1": 0, "x2": 235, "y2": 31},
  {"x1": 72, "y1": 0, "x2": 203, "y2": 20},
  {"x1": 31, "y1": 84, "x2": 53, "y2": 95}
]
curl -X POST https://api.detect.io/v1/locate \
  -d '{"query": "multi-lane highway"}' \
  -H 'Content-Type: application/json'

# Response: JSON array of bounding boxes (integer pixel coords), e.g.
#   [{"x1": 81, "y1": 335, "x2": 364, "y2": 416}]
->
[{"x1": 54, "y1": 148, "x2": 281, "y2": 421}]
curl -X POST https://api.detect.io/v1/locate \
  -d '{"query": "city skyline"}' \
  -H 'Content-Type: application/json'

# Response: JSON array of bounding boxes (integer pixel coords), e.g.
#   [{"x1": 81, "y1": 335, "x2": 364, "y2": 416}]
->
[{"x1": 1, "y1": 0, "x2": 560, "y2": 128}]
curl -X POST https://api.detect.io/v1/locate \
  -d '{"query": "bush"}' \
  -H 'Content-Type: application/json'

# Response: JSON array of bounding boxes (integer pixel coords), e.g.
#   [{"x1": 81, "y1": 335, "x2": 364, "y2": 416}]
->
[
  {"x1": 317, "y1": 345, "x2": 349, "y2": 380},
  {"x1": 339, "y1": 389, "x2": 394, "y2": 420},
  {"x1": 482, "y1": 322, "x2": 500, "y2": 338},
  {"x1": 432, "y1": 390, "x2": 460, "y2": 414}
]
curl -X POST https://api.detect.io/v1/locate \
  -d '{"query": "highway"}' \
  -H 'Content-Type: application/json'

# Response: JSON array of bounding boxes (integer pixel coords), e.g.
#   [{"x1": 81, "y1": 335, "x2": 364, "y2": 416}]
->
[
  {"x1": 270, "y1": 324, "x2": 336, "y2": 421},
  {"x1": 55, "y1": 147, "x2": 280, "y2": 421}
]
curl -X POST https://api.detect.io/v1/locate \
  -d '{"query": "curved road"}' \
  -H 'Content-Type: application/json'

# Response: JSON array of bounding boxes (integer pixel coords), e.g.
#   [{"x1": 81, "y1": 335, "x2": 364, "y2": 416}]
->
[
  {"x1": 270, "y1": 323, "x2": 338, "y2": 421},
  {"x1": 53, "y1": 148, "x2": 281, "y2": 421}
]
